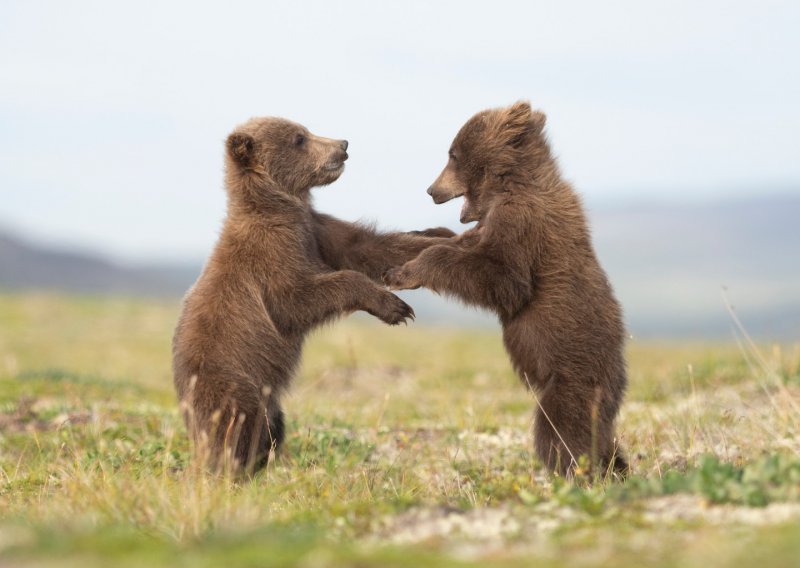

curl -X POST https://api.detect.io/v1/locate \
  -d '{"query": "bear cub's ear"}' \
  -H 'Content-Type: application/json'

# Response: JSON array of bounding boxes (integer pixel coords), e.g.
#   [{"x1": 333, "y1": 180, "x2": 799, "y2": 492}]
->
[
  {"x1": 503, "y1": 101, "x2": 546, "y2": 148},
  {"x1": 226, "y1": 132, "x2": 256, "y2": 166},
  {"x1": 529, "y1": 110, "x2": 546, "y2": 134}
]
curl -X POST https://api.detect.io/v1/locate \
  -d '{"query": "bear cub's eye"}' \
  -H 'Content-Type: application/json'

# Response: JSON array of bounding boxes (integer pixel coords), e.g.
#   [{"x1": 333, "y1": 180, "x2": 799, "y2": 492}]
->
[
  {"x1": 295, "y1": 133, "x2": 306, "y2": 147},
  {"x1": 448, "y1": 150, "x2": 457, "y2": 161}
]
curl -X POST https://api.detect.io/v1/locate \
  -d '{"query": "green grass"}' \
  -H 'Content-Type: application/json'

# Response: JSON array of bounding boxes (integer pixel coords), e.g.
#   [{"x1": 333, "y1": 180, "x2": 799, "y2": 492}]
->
[{"x1": 1, "y1": 292, "x2": 799, "y2": 567}]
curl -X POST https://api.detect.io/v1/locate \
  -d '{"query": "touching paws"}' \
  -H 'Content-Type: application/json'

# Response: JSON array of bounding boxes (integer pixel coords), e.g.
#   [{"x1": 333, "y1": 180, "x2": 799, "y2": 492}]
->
[
  {"x1": 372, "y1": 291, "x2": 415, "y2": 325},
  {"x1": 383, "y1": 262, "x2": 422, "y2": 291},
  {"x1": 407, "y1": 226, "x2": 457, "y2": 238}
]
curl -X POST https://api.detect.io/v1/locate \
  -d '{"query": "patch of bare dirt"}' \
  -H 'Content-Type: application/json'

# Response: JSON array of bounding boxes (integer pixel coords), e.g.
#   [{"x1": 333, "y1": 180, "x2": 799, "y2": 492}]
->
[{"x1": 0, "y1": 397, "x2": 91, "y2": 432}]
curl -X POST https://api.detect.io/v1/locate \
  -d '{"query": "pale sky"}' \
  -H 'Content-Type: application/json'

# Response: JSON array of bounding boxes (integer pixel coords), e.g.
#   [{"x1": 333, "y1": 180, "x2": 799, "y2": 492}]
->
[{"x1": 1, "y1": 0, "x2": 798, "y2": 263}]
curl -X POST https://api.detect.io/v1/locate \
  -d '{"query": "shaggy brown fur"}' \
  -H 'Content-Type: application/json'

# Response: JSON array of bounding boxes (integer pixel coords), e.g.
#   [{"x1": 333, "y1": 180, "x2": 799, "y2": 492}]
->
[
  {"x1": 173, "y1": 116, "x2": 452, "y2": 474},
  {"x1": 385, "y1": 102, "x2": 629, "y2": 476}
]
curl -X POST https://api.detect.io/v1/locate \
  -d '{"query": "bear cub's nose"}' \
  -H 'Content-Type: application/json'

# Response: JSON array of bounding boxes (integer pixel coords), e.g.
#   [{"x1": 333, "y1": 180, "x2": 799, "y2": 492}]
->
[{"x1": 339, "y1": 140, "x2": 349, "y2": 151}]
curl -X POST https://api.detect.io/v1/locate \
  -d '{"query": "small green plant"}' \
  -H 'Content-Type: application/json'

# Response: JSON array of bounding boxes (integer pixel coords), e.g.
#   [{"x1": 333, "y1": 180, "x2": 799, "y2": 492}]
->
[{"x1": 613, "y1": 454, "x2": 800, "y2": 506}]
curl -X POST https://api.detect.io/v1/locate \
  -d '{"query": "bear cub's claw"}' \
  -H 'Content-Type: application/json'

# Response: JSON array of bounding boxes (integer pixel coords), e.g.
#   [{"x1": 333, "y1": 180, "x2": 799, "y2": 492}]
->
[{"x1": 375, "y1": 292, "x2": 415, "y2": 325}]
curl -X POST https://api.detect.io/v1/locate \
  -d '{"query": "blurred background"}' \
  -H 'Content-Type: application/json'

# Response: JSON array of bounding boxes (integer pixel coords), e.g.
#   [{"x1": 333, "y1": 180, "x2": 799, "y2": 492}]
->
[{"x1": 1, "y1": 0, "x2": 798, "y2": 339}]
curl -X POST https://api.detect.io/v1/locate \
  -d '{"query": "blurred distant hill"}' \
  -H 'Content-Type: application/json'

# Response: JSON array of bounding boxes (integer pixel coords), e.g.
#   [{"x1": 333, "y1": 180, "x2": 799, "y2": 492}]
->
[
  {"x1": 0, "y1": 231, "x2": 197, "y2": 298},
  {"x1": 589, "y1": 192, "x2": 800, "y2": 339},
  {"x1": 1, "y1": 193, "x2": 798, "y2": 339}
]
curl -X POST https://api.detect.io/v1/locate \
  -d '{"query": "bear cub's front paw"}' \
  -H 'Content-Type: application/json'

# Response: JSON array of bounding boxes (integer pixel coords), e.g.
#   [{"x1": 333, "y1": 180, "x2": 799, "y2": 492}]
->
[
  {"x1": 383, "y1": 263, "x2": 421, "y2": 291},
  {"x1": 372, "y1": 291, "x2": 415, "y2": 325},
  {"x1": 407, "y1": 227, "x2": 457, "y2": 238}
]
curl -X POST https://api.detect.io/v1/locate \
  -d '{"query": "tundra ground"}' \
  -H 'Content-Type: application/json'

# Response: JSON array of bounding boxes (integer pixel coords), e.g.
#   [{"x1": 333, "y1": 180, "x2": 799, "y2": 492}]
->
[{"x1": 1, "y1": 294, "x2": 798, "y2": 567}]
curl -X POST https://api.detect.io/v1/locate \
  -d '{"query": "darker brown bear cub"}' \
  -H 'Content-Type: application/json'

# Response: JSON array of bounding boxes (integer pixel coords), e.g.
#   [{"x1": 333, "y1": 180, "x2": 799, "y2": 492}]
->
[
  {"x1": 385, "y1": 102, "x2": 629, "y2": 476},
  {"x1": 173, "y1": 116, "x2": 452, "y2": 474}
]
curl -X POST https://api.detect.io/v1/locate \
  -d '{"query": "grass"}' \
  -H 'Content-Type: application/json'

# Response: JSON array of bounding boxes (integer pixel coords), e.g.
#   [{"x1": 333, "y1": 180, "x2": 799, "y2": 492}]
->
[{"x1": 1, "y1": 292, "x2": 799, "y2": 567}]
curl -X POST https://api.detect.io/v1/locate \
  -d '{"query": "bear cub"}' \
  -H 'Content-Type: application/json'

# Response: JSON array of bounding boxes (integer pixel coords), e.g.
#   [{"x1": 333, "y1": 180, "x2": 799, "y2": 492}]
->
[
  {"x1": 385, "y1": 102, "x2": 629, "y2": 476},
  {"x1": 173, "y1": 116, "x2": 450, "y2": 474}
]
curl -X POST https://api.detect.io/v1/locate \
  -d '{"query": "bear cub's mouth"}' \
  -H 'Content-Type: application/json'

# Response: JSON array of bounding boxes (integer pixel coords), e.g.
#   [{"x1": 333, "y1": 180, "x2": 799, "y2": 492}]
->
[
  {"x1": 322, "y1": 161, "x2": 345, "y2": 172},
  {"x1": 322, "y1": 150, "x2": 348, "y2": 172}
]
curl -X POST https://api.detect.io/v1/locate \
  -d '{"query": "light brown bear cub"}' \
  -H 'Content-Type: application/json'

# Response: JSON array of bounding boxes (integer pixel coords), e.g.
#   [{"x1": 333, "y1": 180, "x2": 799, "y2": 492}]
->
[
  {"x1": 385, "y1": 102, "x2": 629, "y2": 476},
  {"x1": 173, "y1": 116, "x2": 451, "y2": 474}
]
